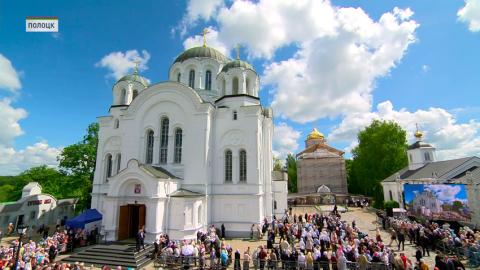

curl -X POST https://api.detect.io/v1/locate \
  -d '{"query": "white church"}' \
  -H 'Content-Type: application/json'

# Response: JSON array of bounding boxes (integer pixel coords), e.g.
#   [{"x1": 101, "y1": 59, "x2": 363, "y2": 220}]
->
[{"x1": 91, "y1": 42, "x2": 288, "y2": 241}]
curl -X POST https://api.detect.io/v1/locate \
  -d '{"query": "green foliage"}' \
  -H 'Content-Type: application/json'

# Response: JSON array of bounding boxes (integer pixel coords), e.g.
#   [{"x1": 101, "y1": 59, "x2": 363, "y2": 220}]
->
[
  {"x1": 348, "y1": 120, "x2": 408, "y2": 208},
  {"x1": 384, "y1": 200, "x2": 400, "y2": 209},
  {"x1": 58, "y1": 123, "x2": 99, "y2": 211},
  {"x1": 273, "y1": 156, "x2": 283, "y2": 171},
  {"x1": 286, "y1": 154, "x2": 297, "y2": 193}
]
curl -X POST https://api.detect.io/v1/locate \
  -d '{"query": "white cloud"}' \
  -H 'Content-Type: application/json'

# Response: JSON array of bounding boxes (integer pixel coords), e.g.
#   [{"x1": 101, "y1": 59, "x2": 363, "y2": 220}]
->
[
  {"x1": 0, "y1": 54, "x2": 21, "y2": 92},
  {"x1": 273, "y1": 122, "x2": 301, "y2": 160},
  {"x1": 95, "y1": 49, "x2": 151, "y2": 80},
  {"x1": 0, "y1": 98, "x2": 61, "y2": 175},
  {"x1": 458, "y1": 0, "x2": 480, "y2": 32},
  {"x1": 183, "y1": 27, "x2": 229, "y2": 56},
  {"x1": 0, "y1": 141, "x2": 61, "y2": 175},
  {"x1": 425, "y1": 184, "x2": 463, "y2": 203},
  {"x1": 186, "y1": 0, "x2": 224, "y2": 22},
  {"x1": 263, "y1": 5, "x2": 418, "y2": 122},
  {"x1": 0, "y1": 98, "x2": 27, "y2": 146},
  {"x1": 328, "y1": 100, "x2": 480, "y2": 160}
]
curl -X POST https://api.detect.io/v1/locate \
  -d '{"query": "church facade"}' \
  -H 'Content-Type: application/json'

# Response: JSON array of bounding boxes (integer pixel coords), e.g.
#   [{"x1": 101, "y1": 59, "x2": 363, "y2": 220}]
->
[
  {"x1": 91, "y1": 45, "x2": 287, "y2": 241},
  {"x1": 296, "y1": 129, "x2": 348, "y2": 194}
]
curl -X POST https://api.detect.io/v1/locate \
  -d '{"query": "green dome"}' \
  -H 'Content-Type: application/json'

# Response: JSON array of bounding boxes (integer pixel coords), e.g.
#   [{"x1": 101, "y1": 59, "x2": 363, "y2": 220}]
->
[
  {"x1": 117, "y1": 73, "x2": 149, "y2": 87},
  {"x1": 221, "y1": 59, "x2": 255, "y2": 73},
  {"x1": 174, "y1": 46, "x2": 229, "y2": 64}
]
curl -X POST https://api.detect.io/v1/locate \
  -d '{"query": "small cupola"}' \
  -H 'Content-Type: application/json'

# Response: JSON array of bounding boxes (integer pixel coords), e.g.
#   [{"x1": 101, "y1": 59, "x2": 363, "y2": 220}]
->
[
  {"x1": 407, "y1": 124, "x2": 436, "y2": 170},
  {"x1": 112, "y1": 62, "x2": 149, "y2": 106},
  {"x1": 217, "y1": 45, "x2": 259, "y2": 97},
  {"x1": 305, "y1": 128, "x2": 325, "y2": 147}
]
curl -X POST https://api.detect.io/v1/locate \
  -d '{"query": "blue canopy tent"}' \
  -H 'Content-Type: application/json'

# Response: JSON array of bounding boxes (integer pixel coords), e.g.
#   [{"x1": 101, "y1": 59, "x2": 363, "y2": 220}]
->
[{"x1": 65, "y1": 209, "x2": 102, "y2": 229}]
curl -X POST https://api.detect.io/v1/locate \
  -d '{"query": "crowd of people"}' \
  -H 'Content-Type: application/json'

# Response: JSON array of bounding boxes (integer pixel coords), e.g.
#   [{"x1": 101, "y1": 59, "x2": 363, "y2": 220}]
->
[
  {"x1": 0, "y1": 224, "x2": 99, "y2": 270},
  {"x1": 152, "y1": 207, "x2": 472, "y2": 270}
]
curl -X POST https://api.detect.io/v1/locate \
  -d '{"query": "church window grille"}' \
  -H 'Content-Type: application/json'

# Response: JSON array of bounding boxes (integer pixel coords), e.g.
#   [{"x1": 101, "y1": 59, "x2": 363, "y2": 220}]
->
[
  {"x1": 121, "y1": 89, "x2": 126, "y2": 104},
  {"x1": 116, "y1": 153, "x2": 121, "y2": 174},
  {"x1": 114, "y1": 119, "x2": 119, "y2": 129},
  {"x1": 145, "y1": 130, "x2": 154, "y2": 164},
  {"x1": 239, "y1": 150, "x2": 247, "y2": 182},
  {"x1": 105, "y1": 154, "x2": 113, "y2": 180},
  {"x1": 233, "y1": 77, "x2": 239, "y2": 94},
  {"x1": 174, "y1": 128, "x2": 182, "y2": 163},
  {"x1": 205, "y1": 70, "x2": 212, "y2": 90},
  {"x1": 233, "y1": 111, "x2": 237, "y2": 120},
  {"x1": 225, "y1": 150, "x2": 232, "y2": 182},
  {"x1": 160, "y1": 117, "x2": 169, "y2": 163},
  {"x1": 424, "y1": 152, "x2": 431, "y2": 161},
  {"x1": 177, "y1": 73, "x2": 181, "y2": 82},
  {"x1": 189, "y1": 70, "x2": 195, "y2": 88},
  {"x1": 132, "y1": 90, "x2": 138, "y2": 100}
]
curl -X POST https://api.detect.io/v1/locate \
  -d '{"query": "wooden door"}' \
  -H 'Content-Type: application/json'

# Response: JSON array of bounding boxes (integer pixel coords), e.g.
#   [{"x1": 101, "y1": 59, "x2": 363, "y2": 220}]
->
[
  {"x1": 138, "y1": 205, "x2": 146, "y2": 231},
  {"x1": 118, "y1": 205, "x2": 129, "y2": 240}
]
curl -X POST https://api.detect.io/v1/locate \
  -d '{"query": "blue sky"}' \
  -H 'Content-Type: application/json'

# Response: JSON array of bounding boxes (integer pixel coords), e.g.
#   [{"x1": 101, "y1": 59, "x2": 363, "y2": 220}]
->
[
  {"x1": 404, "y1": 184, "x2": 468, "y2": 205},
  {"x1": 0, "y1": 0, "x2": 479, "y2": 174}
]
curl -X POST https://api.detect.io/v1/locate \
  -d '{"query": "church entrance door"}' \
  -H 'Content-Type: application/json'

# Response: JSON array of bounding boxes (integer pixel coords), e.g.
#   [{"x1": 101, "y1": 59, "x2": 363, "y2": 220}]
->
[{"x1": 117, "y1": 204, "x2": 146, "y2": 240}]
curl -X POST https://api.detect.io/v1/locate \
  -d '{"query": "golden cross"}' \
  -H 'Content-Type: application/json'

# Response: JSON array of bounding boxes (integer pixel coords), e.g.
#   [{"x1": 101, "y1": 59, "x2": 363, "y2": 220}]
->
[
  {"x1": 133, "y1": 59, "x2": 141, "y2": 74},
  {"x1": 202, "y1": 28, "x2": 210, "y2": 47},
  {"x1": 415, "y1": 123, "x2": 419, "y2": 132},
  {"x1": 236, "y1": 44, "x2": 240, "y2": 60}
]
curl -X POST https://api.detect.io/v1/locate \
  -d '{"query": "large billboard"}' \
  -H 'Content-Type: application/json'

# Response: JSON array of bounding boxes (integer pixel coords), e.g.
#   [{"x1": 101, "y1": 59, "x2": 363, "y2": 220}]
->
[{"x1": 404, "y1": 184, "x2": 471, "y2": 222}]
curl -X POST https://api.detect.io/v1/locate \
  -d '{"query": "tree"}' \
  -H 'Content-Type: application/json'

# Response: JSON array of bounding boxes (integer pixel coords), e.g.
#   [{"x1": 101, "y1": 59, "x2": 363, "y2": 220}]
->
[
  {"x1": 273, "y1": 157, "x2": 283, "y2": 171},
  {"x1": 286, "y1": 154, "x2": 297, "y2": 193},
  {"x1": 58, "y1": 122, "x2": 99, "y2": 211},
  {"x1": 348, "y1": 120, "x2": 408, "y2": 208}
]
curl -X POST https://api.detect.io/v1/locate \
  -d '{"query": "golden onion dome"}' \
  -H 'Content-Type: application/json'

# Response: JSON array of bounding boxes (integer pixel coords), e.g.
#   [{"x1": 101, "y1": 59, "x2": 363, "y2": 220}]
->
[
  {"x1": 307, "y1": 128, "x2": 324, "y2": 140},
  {"x1": 414, "y1": 130, "x2": 423, "y2": 139}
]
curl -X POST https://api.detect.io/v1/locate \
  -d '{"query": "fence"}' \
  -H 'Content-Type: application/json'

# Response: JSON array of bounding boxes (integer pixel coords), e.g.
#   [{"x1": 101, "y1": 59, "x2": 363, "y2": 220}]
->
[{"x1": 153, "y1": 254, "x2": 392, "y2": 270}]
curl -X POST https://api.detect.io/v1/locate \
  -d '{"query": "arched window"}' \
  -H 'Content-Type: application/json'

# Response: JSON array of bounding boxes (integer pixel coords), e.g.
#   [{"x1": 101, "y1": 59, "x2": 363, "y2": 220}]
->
[
  {"x1": 232, "y1": 77, "x2": 239, "y2": 94},
  {"x1": 424, "y1": 152, "x2": 431, "y2": 161},
  {"x1": 409, "y1": 154, "x2": 412, "y2": 162},
  {"x1": 274, "y1": 200, "x2": 277, "y2": 210},
  {"x1": 105, "y1": 154, "x2": 113, "y2": 180},
  {"x1": 174, "y1": 128, "x2": 182, "y2": 163},
  {"x1": 160, "y1": 117, "x2": 169, "y2": 163},
  {"x1": 116, "y1": 153, "x2": 121, "y2": 174},
  {"x1": 225, "y1": 149, "x2": 232, "y2": 182},
  {"x1": 389, "y1": 190, "x2": 393, "y2": 201},
  {"x1": 189, "y1": 69, "x2": 195, "y2": 88},
  {"x1": 239, "y1": 150, "x2": 247, "y2": 182},
  {"x1": 233, "y1": 111, "x2": 237, "y2": 120},
  {"x1": 205, "y1": 70, "x2": 212, "y2": 90},
  {"x1": 121, "y1": 89, "x2": 126, "y2": 104},
  {"x1": 114, "y1": 119, "x2": 119, "y2": 129},
  {"x1": 246, "y1": 78, "x2": 250, "y2": 95},
  {"x1": 177, "y1": 72, "x2": 181, "y2": 82},
  {"x1": 132, "y1": 90, "x2": 138, "y2": 100},
  {"x1": 145, "y1": 130, "x2": 154, "y2": 164}
]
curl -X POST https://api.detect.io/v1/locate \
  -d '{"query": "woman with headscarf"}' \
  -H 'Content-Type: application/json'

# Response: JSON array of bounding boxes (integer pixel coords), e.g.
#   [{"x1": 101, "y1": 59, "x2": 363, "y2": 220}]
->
[{"x1": 234, "y1": 249, "x2": 241, "y2": 270}]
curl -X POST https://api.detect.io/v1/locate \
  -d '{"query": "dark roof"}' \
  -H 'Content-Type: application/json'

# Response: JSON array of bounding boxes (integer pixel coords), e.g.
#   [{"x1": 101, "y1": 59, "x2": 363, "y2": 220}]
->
[
  {"x1": 141, "y1": 164, "x2": 180, "y2": 179},
  {"x1": 174, "y1": 46, "x2": 229, "y2": 64},
  {"x1": 169, "y1": 188, "x2": 204, "y2": 197},
  {"x1": 382, "y1": 157, "x2": 475, "y2": 182},
  {"x1": 214, "y1": 94, "x2": 260, "y2": 103},
  {"x1": 221, "y1": 59, "x2": 255, "y2": 73},
  {"x1": 0, "y1": 203, "x2": 22, "y2": 213},
  {"x1": 57, "y1": 198, "x2": 78, "y2": 206},
  {"x1": 408, "y1": 141, "x2": 433, "y2": 150},
  {"x1": 455, "y1": 166, "x2": 480, "y2": 182}
]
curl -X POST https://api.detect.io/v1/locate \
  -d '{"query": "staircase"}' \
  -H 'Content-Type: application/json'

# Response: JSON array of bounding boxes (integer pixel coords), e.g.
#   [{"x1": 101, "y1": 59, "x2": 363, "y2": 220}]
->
[{"x1": 62, "y1": 244, "x2": 154, "y2": 269}]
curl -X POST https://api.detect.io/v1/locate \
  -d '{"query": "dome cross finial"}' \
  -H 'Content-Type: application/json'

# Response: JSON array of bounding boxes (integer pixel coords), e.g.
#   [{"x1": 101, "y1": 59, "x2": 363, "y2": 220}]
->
[
  {"x1": 236, "y1": 44, "x2": 241, "y2": 60},
  {"x1": 202, "y1": 28, "x2": 210, "y2": 47},
  {"x1": 133, "y1": 59, "x2": 141, "y2": 74}
]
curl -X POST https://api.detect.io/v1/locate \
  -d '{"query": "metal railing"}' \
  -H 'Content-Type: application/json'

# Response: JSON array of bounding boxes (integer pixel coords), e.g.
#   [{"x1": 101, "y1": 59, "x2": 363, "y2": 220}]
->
[{"x1": 152, "y1": 254, "x2": 392, "y2": 270}]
